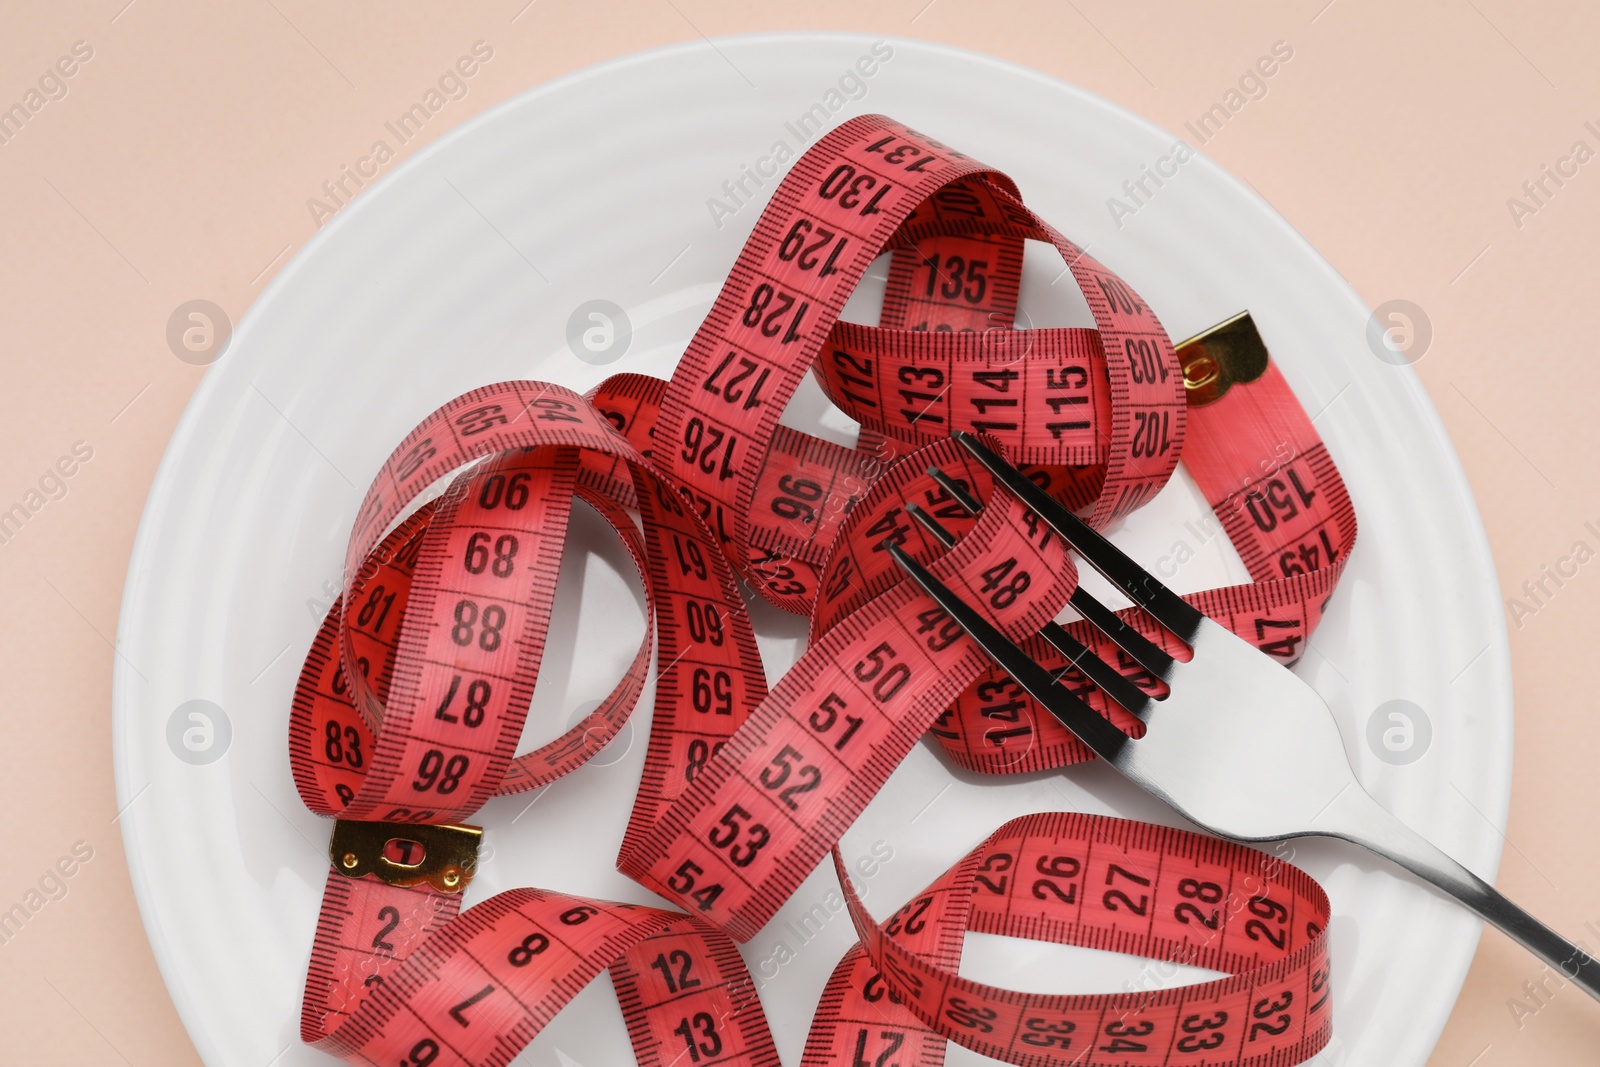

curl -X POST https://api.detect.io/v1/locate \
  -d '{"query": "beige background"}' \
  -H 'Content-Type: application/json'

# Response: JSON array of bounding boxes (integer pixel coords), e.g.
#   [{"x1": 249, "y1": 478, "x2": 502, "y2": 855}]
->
[{"x1": 2, "y1": 0, "x2": 1597, "y2": 1063}]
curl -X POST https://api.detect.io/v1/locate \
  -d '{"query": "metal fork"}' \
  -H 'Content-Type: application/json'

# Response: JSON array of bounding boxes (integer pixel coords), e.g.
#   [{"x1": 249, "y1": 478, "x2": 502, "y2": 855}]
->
[{"x1": 888, "y1": 431, "x2": 1600, "y2": 999}]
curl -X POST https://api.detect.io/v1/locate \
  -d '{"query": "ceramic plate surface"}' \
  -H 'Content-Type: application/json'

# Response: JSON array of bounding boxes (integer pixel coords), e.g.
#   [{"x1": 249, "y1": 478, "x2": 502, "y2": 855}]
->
[{"x1": 114, "y1": 32, "x2": 1511, "y2": 1067}]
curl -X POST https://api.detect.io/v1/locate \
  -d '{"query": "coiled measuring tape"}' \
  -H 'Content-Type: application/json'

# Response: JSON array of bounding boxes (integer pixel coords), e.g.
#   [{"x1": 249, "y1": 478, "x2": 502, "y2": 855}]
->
[{"x1": 287, "y1": 114, "x2": 1354, "y2": 1066}]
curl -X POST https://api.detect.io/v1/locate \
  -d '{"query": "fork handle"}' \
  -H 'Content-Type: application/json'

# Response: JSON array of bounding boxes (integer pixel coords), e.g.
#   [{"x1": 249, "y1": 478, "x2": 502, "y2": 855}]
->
[{"x1": 1319, "y1": 785, "x2": 1600, "y2": 1001}]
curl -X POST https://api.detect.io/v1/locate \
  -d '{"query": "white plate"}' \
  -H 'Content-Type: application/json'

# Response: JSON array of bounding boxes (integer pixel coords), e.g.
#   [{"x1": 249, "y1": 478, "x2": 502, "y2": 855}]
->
[{"x1": 114, "y1": 32, "x2": 1512, "y2": 1067}]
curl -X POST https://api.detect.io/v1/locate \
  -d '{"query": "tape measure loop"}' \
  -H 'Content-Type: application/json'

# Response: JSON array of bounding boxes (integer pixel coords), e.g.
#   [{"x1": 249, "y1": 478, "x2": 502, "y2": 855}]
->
[{"x1": 817, "y1": 812, "x2": 1333, "y2": 1066}]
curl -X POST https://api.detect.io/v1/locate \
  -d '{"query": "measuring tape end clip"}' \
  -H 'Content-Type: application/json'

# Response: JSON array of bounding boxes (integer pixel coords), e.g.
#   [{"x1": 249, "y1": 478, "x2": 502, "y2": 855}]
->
[{"x1": 327, "y1": 819, "x2": 482, "y2": 894}]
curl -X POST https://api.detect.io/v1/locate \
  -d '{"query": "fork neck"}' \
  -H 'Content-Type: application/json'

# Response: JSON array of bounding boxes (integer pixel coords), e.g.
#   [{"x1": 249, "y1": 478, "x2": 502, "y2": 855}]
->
[{"x1": 1316, "y1": 784, "x2": 1600, "y2": 1003}]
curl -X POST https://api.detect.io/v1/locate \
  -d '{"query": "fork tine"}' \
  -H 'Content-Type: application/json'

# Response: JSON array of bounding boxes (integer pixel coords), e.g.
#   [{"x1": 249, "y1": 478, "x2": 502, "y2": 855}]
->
[
  {"x1": 904, "y1": 502, "x2": 957, "y2": 549},
  {"x1": 910, "y1": 498, "x2": 1153, "y2": 717},
  {"x1": 886, "y1": 543, "x2": 1131, "y2": 760},
  {"x1": 953, "y1": 432, "x2": 1205, "y2": 642},
  {"x1": 1038, "y1": 622, "x2": 1152, "y2": 719},
  {"x1": 931, "y1": 463, "x2": 1174, "y2": 676},
  {"x1": 925, "y1": 465, "x2": 983, "y2": 515},
  {"x1": 1064, "y1": 584, "x2": 1175, "y2": 678}
]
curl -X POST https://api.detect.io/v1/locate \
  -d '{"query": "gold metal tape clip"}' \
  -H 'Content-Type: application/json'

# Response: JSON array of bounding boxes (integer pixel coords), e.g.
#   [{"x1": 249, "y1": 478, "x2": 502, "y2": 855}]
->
[
  {"x1": 329, "y1": 819, "x2": 482, "y2": 894},
  {"x1": 1175, "y1": 311, "x2": 1270, "y2": 407}
]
